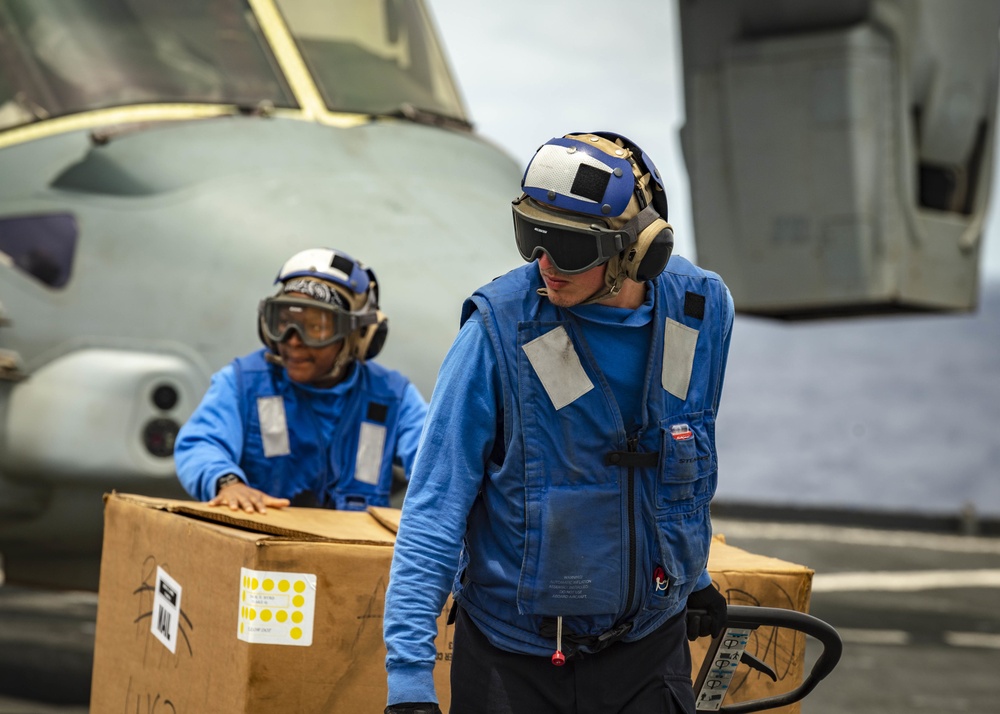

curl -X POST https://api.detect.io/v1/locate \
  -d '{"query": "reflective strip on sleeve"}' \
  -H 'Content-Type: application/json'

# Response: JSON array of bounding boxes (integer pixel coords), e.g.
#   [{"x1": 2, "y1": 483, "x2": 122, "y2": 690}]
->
[
  {"x1": 256, "y1": 396, "x2": 291, "y2": 457},
  {"x1": 354, "y1": 422, "x2": 386, "y2": 485},
  {"x1": 522, "y1": 325, "x2": 594, "y2": 410},
  {"x1": 662, "y1": 318, "x2": 698, "y2": 401}
]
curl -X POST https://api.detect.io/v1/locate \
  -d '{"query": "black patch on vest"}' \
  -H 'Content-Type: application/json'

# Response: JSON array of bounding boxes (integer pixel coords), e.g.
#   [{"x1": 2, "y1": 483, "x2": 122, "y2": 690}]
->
[
  {"x1": 570, "y1": 164, "x2": 611, "y2": 202},
  {"x1": 605, "y1": 450, "x2": 660, "y2": 467},
  {"x1": 684, "y1": 292, "x2": 706, "y2": 320},
  {"x1": 367, "y1": 402, "x2": 388, "y2": 423}
]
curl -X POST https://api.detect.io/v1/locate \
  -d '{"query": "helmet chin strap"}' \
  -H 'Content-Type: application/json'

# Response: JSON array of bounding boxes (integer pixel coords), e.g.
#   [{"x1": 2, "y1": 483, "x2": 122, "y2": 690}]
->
[
  {"x1": 325, "y1": 338, "x2": 356, "y2": 382},
  {"x1": 578, "y1": 254, "x2": 628, "y2": 306}
]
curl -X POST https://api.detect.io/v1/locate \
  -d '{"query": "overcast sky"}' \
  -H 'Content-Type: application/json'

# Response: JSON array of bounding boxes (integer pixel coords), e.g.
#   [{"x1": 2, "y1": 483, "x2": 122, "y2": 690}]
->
[{"x1": 427, "y1": 0, "x2": 1000, "y2": 282}]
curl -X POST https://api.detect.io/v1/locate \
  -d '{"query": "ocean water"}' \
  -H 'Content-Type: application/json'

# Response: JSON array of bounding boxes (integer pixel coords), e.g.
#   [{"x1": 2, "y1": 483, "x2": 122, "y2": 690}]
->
[{"x1": 714, "y1": 280, "x2": 1000, "y2": 518}]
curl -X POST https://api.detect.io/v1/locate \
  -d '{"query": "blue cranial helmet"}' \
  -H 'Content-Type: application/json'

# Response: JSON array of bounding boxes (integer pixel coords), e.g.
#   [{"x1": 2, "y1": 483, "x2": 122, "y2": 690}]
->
[{"x1": 512, "y1": 132, "x2": 673, "y2": 292}]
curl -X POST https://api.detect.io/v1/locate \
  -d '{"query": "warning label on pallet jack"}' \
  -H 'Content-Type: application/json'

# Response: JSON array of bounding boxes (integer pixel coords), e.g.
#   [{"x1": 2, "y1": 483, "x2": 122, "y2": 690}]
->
[{"x1": 695, "y1": 627, "x2": 753, "y2": 711}]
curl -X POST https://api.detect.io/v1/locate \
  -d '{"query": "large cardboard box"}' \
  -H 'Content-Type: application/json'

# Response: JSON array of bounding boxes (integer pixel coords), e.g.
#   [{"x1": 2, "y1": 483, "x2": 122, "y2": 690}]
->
[
  {"x1": 90, "y1": 493, "x2": 453, "y2": 713},
  {"x1": 90, "y1": 493, "x2": 812, "y2": 713}
]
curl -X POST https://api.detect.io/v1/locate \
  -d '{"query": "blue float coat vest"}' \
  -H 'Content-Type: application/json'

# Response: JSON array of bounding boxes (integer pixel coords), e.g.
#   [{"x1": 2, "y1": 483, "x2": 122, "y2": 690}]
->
[
  {"x1": 454, "y1": 258, "x2": 730, "y2": 654},
  {"x1": 233, "y1": 349, "x2": 410, "y2": 510}
]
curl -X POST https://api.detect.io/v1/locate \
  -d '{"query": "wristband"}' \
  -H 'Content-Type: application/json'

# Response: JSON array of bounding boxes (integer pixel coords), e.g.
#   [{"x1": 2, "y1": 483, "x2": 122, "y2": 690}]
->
[{"x1": 215, "y1": 473, "x2": 243, "y2": 495}]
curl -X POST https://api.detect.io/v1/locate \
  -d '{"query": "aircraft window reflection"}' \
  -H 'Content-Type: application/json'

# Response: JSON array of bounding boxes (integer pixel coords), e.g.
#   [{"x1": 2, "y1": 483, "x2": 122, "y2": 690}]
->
[
  {"x1": 0, "y1": 0, "x2": 297, "y2": 130},
  {"x1": 275, "y1": 0, "x2": 467, "y2": 119},
  {"x1": 0, "y1": 213, "x2": 78, "y2": 289}
]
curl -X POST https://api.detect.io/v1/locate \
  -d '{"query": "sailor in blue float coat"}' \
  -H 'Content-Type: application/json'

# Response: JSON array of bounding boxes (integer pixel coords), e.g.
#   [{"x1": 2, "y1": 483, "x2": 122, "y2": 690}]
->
[
  {"x1": 174, "y1": 248, "x2": 427, "y2": 513},
  {"x1": 383, "y1": 133, "x2": 734, "y2": 714}
]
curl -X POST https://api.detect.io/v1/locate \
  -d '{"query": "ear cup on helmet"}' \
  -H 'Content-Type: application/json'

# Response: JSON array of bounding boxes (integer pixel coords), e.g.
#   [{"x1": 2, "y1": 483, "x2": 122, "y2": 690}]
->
[
  {"x1": 353, "y1": 311, "x2": 389, "y2": 361},
  {"x1": 617, "y1": 200, "x2": 675, "y2": 282},
  {"x1": 631, "y1": 222, "x2": 674, "y2": 282},
  {"x1": 353, "y1": 267, "x2": 386, "y2": 360}
]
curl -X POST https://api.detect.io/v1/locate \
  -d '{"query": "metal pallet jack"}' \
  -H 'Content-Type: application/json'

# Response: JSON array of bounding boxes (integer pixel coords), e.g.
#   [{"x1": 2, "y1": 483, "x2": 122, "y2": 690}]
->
[{"x1": 693, "y1": 606, "x2": 843, "y2": 712}]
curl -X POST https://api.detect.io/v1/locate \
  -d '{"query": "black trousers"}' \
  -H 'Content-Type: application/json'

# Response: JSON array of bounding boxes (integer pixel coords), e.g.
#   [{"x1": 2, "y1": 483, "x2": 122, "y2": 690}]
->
[{"x1": 449, "y1": 606, "x2": 697, "y2": 714}]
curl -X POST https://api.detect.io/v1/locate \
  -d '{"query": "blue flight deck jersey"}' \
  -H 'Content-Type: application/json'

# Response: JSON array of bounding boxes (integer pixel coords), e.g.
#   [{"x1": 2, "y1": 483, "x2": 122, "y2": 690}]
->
[
  {"x1": 384, "y1": 258, "x2": 734, "y2": 705},
  {"x1": 174, "y1": 349, "x2": 427, "y2": 509}
]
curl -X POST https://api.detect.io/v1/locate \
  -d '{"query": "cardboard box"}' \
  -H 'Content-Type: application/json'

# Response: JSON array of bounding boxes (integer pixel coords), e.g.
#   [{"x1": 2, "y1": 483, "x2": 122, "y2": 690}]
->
[
  {"x1": 90, "y1": 494, "x2": 811, "y2": 714},
  {"x1": 90, "y1": 492, "x2": 453, "y2": 713}
]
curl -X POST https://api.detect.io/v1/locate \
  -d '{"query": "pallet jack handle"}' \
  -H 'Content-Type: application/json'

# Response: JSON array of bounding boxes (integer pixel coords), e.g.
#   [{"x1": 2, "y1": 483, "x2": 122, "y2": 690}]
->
[{"x1": 694, "y1": 605, "x2": 843, "y2": 713}]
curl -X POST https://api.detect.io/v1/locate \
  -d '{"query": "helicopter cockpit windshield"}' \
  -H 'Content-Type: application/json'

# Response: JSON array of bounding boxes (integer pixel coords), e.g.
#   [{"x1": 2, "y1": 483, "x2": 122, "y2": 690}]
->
[
  {"x1": 0, "y1": 0, "x2": 468, "y2": 131},
  {"x1": 274, "y1": 0, "x2": 467, "y2": 120},
  {"x1": 0, "y1": 0, "x2": 298, "y2": 129}
]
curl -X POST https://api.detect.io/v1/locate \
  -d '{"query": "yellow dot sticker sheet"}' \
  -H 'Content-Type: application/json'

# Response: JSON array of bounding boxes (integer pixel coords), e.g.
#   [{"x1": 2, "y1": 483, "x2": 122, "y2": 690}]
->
[{"x1": 237, "y1": 567, "x2": 317, "y2": 646}]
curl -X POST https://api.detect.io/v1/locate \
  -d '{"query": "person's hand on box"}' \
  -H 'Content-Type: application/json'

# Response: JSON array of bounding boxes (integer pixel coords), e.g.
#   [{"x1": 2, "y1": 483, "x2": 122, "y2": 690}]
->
[{"x1": 208, "y1": 474, "x2": 290, "y2": 514}]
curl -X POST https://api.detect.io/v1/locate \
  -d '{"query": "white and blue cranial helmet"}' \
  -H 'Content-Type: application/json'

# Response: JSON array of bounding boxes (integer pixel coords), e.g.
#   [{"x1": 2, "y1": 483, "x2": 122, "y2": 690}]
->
[
  {"x1": 275, "y1": 247, "x2": 377, "y2": 311},
  {"x1": 258, "y1": 248, "x2": 388, "y2": 376},
  {"x1": 513, "y1": 132, "x2": 674, "y2": 300}
]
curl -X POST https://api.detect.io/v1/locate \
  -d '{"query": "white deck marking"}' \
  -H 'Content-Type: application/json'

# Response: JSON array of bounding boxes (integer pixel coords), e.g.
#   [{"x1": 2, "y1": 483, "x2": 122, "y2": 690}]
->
[
  {"x1": 834, "y1": 630, "x2": 1000, "y2": 650},
  {"x1": 812, "y1": 569, "x2": 1000, "y2": 592},
  {"x1": 713, "y1": 519, "x2": 1000, "y2": 554},
  {"x1": 836, "y1": 628, "x2": 911, "y2": 645},
  {"x1": 943, "y1": 632, "x2": 1000, "y2": 649}
]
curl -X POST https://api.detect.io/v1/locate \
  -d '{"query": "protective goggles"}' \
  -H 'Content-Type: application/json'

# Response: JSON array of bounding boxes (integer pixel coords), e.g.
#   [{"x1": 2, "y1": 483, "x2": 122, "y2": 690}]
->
[
  {"x1": 512, "y1": 195, "x2": 639, "y2": 274},
  {"x1": 259, "y1": 296, "x2": 376, "y2": 348}
]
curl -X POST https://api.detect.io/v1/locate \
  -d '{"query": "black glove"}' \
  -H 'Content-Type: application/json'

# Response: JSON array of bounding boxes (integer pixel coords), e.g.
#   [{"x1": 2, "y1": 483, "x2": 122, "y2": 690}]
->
[
  {"x1": 685, "y1": 584, "x2": 727, "y2": 640},
  {"x1": 384, "y1": 703, "x2": 442, "y2": 714}
]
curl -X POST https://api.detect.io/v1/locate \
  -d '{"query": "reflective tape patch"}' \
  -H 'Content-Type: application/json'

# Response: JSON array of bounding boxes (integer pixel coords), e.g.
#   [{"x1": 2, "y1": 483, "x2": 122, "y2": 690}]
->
[
  {"x1": 522, "y1": 326, "x2": 594, "y2": 410},
  {"x1": 257, "y1": 396, "x2": 291, "y2": 457},
  {"x1": 523, "y1": 143, "x2": 613, "y2": 204},
  {"x1": 354, "y1": 421, "x2": 386, "y2": 485},
  {"x1": 662, "y1": 319, "x2": 699, "y2": 400}
]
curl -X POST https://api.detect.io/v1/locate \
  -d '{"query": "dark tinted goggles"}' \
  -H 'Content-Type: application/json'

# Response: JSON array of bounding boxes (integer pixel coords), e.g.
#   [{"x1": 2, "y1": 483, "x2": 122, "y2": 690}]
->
[
  {"x1": 260, "y1": 297, "x2": 376, "y2": 348},
  {"x1": 512, "y1": 196, "x2": 637, "y2": 274}
]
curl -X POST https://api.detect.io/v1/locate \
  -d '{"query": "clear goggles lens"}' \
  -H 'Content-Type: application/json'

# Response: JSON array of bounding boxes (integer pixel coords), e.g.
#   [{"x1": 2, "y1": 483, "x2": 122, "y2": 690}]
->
[
  {"x1": 512, "y1": 198, "x2": 637, "y2": 274},
  {"x1": 261, "y1": 297, "x2": 372, "y2": 348}
]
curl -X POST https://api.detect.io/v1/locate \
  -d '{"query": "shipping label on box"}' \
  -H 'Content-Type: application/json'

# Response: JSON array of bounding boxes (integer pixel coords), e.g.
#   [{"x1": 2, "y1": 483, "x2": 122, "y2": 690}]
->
[{"x1": 150, "y1": 565, "x2": 182, "y2": 654}]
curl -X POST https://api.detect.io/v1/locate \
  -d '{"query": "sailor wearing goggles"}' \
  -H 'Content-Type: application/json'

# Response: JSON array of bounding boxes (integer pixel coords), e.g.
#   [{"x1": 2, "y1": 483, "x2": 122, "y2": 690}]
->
[
  {"x1": 384, "y1": 133, "x2": 736, "y2": 714},
  {"x1": 174, "y1": 248, "x2": 427, "y2": 514}
]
